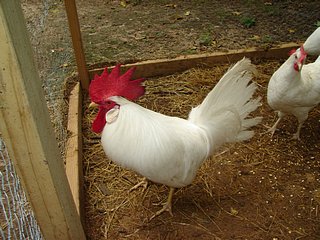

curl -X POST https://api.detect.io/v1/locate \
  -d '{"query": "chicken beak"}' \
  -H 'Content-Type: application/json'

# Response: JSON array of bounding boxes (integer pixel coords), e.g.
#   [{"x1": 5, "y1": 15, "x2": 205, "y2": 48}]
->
[
  {"x1": 296, "y1": 47, "x2": 307, "y2": 71},
  {"x1": 296, "y1": 62, "x2": 303, "y2": 71},
  {"x1": 89, "y1": 102, "x2": 98, "y2": 108}
]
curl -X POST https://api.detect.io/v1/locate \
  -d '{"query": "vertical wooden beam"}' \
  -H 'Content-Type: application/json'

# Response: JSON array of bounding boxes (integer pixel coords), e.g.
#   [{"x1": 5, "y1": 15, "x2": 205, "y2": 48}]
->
[
  {"x1": 65, "y1": 82, "x2": 84, "y2": 225},
  {"x1": 0, "y1": 1, "x2": 86, "y2": 240},
  {"x1": 64, "y1": 0, "x2": 89, "y2": 90}
]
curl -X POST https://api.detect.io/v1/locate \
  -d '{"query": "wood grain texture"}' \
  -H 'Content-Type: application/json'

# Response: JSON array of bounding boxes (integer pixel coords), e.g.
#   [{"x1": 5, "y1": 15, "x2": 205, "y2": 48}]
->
[
  {"x1": 65, "y1": 82, "x2": 84, "y2": 226},
  {"x1": 88, "y1": 43, "x2": 300, "y2": 80},
  {"x1": 64, "y1": 0, "x2": 89, "y2": 90},
  {"x1": 0, "y1": 1, "x2": 86, "y2": 239}
]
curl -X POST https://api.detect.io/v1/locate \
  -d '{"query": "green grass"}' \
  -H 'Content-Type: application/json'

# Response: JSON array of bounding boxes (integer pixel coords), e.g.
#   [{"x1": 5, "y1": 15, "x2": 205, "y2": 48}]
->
[
  {"x1": 240, "y1": 16, "x2": 256, "y2": 28},
  {"x1": 180, "y1": 48, "x2": 197, "y2": 55},
  {"x1": 198, "y1": 32, "x2": 212, "y2": 46},
  {"x1": 262, "y1": 35, "x2": 273, "y2": 43}
]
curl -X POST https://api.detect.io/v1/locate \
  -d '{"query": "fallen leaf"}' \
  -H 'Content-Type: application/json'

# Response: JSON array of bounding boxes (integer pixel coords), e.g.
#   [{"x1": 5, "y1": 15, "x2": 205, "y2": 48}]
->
[
  {"x1": 50, "y1": 8, "x2": 59, "y2": 14},
  {"x1": 165, "y1": 4, "x2": 177, "y2": 8},
  {"x1": 230, "y1": 207, "x2": 239, "y2": 215},
  {"x1": 288, "y1": 29, "x2": 296, "y2": 33},
  {"x1": 232, "y1": 11, "x2": 242, "y2": 16},
  {"x1": 60, "y1": 63, "x2": 69, "y2": 68},
  {"x1": 250, "y1": 35, "x2": 261, "y2": 41},
  {"x1": 120, "y1": 0, "x2": 127, "y2": 7},
  {"x1": 184, "y1": 11, "x2": 191, "y2": 16}
]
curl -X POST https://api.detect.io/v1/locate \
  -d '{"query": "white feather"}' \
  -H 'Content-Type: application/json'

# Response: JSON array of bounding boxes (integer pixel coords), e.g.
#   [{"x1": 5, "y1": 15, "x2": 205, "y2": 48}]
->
[
  {"x1": 102, "y1": 98, "x2": 208, "y2": 187},
  {"x1": 101, "y1": 58, "x2": 261, "y2": 188},
  {"x1": 303, "y1": 27, "x2": 320, "y2": 56},
  {"x1": 267, "y1": 48, "x2": 320, "y2": 138}
]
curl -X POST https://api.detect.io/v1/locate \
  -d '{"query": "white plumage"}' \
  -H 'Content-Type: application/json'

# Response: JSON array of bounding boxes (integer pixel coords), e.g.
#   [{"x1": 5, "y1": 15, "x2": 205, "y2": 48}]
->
[
  {"x1": 303, "y1": 27, "x2": 320, "y2": 55},
  {"x1": 102, "y1": 97, "x2": 209, "y2": 188},
  {"x1": 96, "y1": 58, "x2": 261, "y2": 218},
  {"x1": 267, "y1": 28, "x2": 320, "y2": 139}
]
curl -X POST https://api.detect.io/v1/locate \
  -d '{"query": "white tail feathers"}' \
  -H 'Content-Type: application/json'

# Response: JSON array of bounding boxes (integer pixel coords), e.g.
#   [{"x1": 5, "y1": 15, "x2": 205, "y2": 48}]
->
[{"x1": 188, "y1": 58, "x2": 261, "y2": 155}]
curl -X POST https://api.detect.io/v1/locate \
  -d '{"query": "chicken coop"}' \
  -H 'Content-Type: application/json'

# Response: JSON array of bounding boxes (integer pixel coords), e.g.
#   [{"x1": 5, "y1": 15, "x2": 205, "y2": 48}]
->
[{"x1": 1, "y1": 0, "x2": 320, "y2": 239}]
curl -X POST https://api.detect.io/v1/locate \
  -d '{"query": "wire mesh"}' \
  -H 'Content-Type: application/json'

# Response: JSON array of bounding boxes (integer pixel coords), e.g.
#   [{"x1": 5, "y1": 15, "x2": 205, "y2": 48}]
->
[
  {"x1": 0, "y1": 1, "x2": 75, "y2": 239},
  {"x1": 0, "y1": 138, "x2": 43, "y2": 240},
  {"x1": 22, "y1": 0, "x2": 74, "y2": 156}
]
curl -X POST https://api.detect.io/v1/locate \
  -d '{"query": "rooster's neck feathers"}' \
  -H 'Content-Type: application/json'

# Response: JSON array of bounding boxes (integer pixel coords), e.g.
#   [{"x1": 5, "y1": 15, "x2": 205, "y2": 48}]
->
[{"x1": 303, "y1": 27, "x2": 320, "y2": 56}]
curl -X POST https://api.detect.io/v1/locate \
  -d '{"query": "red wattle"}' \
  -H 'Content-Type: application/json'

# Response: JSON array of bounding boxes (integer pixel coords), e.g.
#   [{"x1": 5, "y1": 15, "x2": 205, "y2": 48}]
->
[{"x1": 92, "y1": 108, "x2": 108, "y2": 133}]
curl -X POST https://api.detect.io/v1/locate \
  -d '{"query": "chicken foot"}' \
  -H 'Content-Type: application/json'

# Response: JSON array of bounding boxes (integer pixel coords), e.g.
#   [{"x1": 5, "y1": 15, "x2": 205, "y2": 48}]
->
[
  {"x1": 268, "y1": 117, "x2": 282, "y2": 136},
  {"x1": 267, "y1": 111, "x2": 285, "y2": 136},
  {"x1": 129, "y1": 177, "x2": 148, "y2": 192},
  {"x1": 292, "y1": 121, "x2": 304, "y2": 140},
  {"x1": 150, "y1": 187, "x2": 175, "y2": 220}
]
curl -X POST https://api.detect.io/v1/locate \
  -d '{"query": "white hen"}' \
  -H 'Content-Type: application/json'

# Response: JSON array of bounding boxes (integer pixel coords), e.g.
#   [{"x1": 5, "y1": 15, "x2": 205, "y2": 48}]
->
[
  {"x1": 89, "y1": 58, "x2": 261, "y2": 219},
  {"x1": 267, "y1": 27, "x2": 320, "y2": 139},
  {"x1": 303, "y1": 27, "x2": 320, "y2": 55}
]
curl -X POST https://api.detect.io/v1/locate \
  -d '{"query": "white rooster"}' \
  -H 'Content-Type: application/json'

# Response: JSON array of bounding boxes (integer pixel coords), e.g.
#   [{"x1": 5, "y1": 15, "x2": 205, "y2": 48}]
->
[
  {"x1": 267, "y1": 27, "x2": 320, "y2": 139},
  {"x1": 89, "y1": 58, "x2": 261, "y2": 219}
]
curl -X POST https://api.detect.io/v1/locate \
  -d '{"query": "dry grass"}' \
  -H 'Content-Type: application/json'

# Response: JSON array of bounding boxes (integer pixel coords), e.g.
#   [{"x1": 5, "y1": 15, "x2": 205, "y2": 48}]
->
[{"x1": 82, "y1": 60, "x2": 320, "y2": 239}]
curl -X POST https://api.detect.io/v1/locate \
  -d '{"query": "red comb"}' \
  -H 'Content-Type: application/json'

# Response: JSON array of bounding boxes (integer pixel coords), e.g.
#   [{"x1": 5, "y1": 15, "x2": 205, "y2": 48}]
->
[
  {"x1": 89, "y1": 64, "x2": 145, "y2": 103},
  {"x1": 289, "y1": 46, "x2": 307, "y2": 57},
  {"x1": 289, "y1": 49, "x2": 296, "y2": 55}
]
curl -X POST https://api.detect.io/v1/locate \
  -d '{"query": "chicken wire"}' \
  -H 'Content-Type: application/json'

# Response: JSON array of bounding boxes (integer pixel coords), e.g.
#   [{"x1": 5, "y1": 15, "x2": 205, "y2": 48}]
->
[
  {"x1": 0, "y1": 1, "x2": 74, "y2": 239},
  {"x1": 22, "y1": 0, "x2": 74, "y2": 153},
  {"x1": 0, "y1": 138, "x2": 43, "y2": 240}
]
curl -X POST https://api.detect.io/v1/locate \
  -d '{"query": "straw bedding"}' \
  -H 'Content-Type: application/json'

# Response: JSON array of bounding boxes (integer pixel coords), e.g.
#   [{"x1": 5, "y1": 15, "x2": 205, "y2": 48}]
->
[{"x1": 82, "y1": 60, "x2": 320, "y2": 239}]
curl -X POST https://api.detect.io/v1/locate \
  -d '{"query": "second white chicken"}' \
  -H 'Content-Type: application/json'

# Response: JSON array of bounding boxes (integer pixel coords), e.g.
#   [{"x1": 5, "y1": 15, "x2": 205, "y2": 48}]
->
[{"x1": 267, "y1": 28, "x2": 320, "y2": 139}]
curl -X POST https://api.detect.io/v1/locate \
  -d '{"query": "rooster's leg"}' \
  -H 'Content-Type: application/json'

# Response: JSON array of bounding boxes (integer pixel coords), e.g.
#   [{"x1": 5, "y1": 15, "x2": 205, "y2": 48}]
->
[
  {"x1": 292, "y1": 121, "x2": 304, "y2": 140},
  {"x1": 150, "y1": 187, "x2": 175, "y2": 220},
  {"x1": 268, "y1": 112, "x2": 284, "y2": 136},
  {"x1": 292, "y1": 129, "x2": 301, "y2": 140},
  {"x1": 292, "y1": 114, "x2": 308, "y2": 140},
  {"x1": 129, "y1": 177, "x2": 148, "y2": 192}
]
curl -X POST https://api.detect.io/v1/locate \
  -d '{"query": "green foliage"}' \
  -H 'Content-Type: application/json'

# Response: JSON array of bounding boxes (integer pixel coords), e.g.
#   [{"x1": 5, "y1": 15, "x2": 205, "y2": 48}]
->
[
  {"x1": 180, "y1": 48, "x2": 197, "y2": 55},
  {"x1": 198, "y1": 32, "x2": 212, "y2": 46},
  {"x1": 240, "y1": 16, "x2": 256, "y2": 28},
  {"x1": 262, "y1": 35, "x2": 273, "y2": 43},
  {"x1": 316, "y1": 21, "x2": 320, "y2": 27}
]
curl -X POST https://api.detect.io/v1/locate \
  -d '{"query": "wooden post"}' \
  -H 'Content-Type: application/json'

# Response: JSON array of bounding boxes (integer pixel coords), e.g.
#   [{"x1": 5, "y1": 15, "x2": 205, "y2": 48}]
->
[
  {"x1": 64, "y1": 0, "x2": 90, "y2": 90},
  {"x1": 0, "y1": 1, "x2": 86, "y2": 240},
  {"x1": 65, "y1": 82, "x2": 84, "y2": 225}
]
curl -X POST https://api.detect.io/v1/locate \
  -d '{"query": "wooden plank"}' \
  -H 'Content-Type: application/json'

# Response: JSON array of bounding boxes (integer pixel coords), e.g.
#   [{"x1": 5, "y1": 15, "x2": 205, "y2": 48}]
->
[
  {"x1": 0, "y1": 2, "x2": 86, "y2": 240},
  {"x1": 64, "y1": 0, "x2": 89, "y2": 90},
  {"x1": 88, "y1": 42, "x2": 301, "y2": 79},
  {"x1": 65, "y1": 82, "x2": 84, "y2": 225}
]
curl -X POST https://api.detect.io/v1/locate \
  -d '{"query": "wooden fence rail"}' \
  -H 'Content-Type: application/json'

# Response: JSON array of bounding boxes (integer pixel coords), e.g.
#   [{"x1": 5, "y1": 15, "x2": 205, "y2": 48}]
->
[{"x1": 0, "y1": 1, "x2": 86, "y2": 239}]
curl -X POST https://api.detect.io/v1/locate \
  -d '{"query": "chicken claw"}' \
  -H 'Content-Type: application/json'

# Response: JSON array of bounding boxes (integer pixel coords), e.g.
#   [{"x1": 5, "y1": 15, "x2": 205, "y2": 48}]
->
[
  {"x1": 149, "y1": 187, "x2": 175, "y2": 220},
  {"x1": 129, "y1": 177, "x2": 148, "y2": 192}
]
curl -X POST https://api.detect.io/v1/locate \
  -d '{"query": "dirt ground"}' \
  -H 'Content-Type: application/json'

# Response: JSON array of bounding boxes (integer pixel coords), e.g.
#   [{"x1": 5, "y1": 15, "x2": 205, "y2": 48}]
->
[
  {"x1": 21, "y1": 0, "x2": 320, "y2": 239},
  {"x1": 83, "y1": 61, "x2": 320, "y2": 240}
]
